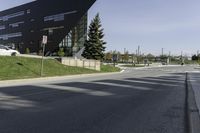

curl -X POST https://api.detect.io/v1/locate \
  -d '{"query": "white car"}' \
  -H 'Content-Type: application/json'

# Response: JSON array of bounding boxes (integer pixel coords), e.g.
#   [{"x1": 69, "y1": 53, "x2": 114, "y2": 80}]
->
[{"x1": 0, "y1": 45, "x2": 20, "y2": 56}]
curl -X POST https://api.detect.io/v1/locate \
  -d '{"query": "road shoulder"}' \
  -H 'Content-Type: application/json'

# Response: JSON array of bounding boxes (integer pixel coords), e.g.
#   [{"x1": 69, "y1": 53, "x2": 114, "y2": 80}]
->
[
  {"x1": 186, "y1": 73, "x2": 200, "y2": 133},
  {"x1": 0, "y1": 72, "x2": 121, "y2": 87}
]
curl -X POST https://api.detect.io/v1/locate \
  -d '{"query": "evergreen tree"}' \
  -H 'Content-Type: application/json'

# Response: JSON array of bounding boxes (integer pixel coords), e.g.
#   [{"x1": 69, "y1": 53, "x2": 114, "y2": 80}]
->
[
  {"x1": 82, "y1": 13, "x2": 106, "y2": 60},
  {"x1": 192, "y1": 55, "x2": 198, "y2": 60}
]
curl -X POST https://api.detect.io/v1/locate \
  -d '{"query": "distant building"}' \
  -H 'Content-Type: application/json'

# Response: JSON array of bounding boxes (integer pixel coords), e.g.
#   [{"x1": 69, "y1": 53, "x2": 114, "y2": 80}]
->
[
  {"x1": 155, "y1": 56, "x2": 169, "y2": 64},
  {"x1": 0, "y1": 0, "x2": 96, "y2": 55}
]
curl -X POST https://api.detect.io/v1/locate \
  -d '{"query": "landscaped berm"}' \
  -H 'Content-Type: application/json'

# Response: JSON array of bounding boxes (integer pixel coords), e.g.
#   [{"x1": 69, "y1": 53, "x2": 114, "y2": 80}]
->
[{"x1": 0, "y1": 56, "x2": 120, "y2": 80}]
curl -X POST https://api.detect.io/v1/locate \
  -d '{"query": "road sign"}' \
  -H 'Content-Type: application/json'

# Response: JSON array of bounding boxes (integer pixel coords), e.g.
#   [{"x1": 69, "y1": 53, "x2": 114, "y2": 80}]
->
[
  {"x1": 42, "y1": 35, "x2": 48, "y2": 44},
  {"x1": 113, "y1": 54, "x2": 118, "y2": 62}
]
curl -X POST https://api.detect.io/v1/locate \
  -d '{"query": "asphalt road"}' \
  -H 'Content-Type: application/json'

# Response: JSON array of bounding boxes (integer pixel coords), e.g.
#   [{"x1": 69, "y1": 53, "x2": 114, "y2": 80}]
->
[
  {"x1": 0, "y1": 65, "x2": 199, "y2": 133},
  {"x1": 188, "y1": 72, "x2": 200, "y2": 117}
]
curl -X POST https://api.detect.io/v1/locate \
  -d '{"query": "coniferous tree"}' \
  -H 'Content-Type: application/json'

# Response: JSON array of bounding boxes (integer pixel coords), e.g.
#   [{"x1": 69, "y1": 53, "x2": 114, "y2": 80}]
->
[{"x1": 82, "y1": 13, "x2": 106, "y2": 60}]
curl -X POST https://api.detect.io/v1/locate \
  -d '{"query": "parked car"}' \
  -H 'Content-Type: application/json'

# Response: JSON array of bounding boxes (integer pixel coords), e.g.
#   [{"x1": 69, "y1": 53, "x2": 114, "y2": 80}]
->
[{"x1": 0, "y1": 45, "x2": 20, "y2": 56}]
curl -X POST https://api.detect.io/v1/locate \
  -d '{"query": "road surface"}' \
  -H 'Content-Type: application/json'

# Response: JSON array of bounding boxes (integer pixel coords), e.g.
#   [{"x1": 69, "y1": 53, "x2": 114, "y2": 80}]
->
[{"x1": 0, "y1": 65, "x2": 199, "y2": 133}]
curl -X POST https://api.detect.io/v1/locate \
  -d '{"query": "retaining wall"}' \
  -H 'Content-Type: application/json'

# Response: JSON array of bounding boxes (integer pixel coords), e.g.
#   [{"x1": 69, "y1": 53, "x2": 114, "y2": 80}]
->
[{"x1": 61, "y1": 58, "x2": 101, "y2": 71}]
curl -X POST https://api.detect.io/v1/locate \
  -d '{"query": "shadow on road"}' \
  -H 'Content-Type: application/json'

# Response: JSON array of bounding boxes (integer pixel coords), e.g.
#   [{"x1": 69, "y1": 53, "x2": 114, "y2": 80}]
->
[
  {"x1": 0, "y1": 72, "x2": 188, "y2": 133},
  {"x1": 0, "y1": 73, "x2": 186, "y2": 112}
]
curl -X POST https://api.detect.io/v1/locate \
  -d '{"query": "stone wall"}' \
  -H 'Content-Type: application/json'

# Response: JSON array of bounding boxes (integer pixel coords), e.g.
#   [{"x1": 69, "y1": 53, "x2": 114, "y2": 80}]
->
[{"x1": 61, "y1": 58, "x2": 101, "y2": 71}]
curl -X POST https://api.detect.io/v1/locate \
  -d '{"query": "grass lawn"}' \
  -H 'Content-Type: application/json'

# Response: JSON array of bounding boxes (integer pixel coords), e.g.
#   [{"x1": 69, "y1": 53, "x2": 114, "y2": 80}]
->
[
  {"x1": 100, "y1": 64, "x2": 121, "y2": 72},
  {"x1": 0, "y1": 56, "x2": 120, "y2": 80}
]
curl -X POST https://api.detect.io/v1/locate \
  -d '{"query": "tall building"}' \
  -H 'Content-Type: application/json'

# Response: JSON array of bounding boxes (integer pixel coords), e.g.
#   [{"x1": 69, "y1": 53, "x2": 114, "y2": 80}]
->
[{"x1": 0, "y1": 0, "x2": 96, "y2": 55}]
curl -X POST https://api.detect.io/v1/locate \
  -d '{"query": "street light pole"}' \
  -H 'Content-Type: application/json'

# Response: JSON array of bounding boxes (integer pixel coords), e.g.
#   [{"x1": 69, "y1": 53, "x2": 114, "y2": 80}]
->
[
  {"x1": 137, "y1": 45, "x2": 140, "y2": 64},
  {"x1": 169, "y1": 51, "x2": 171, "y2": 64}
]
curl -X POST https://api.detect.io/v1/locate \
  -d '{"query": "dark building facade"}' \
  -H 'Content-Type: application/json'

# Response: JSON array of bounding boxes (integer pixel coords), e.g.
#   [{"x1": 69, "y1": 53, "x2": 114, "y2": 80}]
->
[{"x1": 0, "y1": 0, "x2": 96, "y2": 55}]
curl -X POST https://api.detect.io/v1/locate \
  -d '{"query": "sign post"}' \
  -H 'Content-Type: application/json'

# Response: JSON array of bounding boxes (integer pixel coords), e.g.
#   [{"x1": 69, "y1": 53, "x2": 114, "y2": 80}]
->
[
  {"x1": 40, "y1": 35, "x2": 48, "y2": 77},
  {"x1": 113, "y1": 54, "x2": 118, "y2": 67}
]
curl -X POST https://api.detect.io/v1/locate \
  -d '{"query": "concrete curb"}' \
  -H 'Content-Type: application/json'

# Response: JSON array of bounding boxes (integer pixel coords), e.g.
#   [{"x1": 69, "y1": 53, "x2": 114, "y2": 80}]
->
[
  {"x1": 0, "y1": 72, "x2": 121, "y2": 87},
  {"x1": 186, "y1": 73, "x2": 200, "y2": 133},
  {"x1": 118, "y1": 64, "x2": 183, "y2": 70}
]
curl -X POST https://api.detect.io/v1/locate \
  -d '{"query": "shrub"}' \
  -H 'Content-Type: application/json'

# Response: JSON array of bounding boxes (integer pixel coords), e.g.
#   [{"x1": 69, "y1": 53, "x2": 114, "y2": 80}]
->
[
  {"x1": 38, "y1": 50, "x2": 43, "y2": 56},
  {"x1": 25, "y1": 48, "x2": 30, "y2": 54},
  {"x1": 58, "y1": 48, "x2": 65, "y2": 57}
]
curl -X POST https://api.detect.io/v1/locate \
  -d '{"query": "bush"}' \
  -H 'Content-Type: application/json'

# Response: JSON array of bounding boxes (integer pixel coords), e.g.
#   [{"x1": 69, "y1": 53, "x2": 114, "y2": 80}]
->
[
  {"x1": 38, "y1": 50, "x2": 43, "y2": 56},
  {"x1": 58, "y1": 48, "x2": 65, "y2": 57},
  {"x1": 16, "y1": 48, "x2": 19, "y2": 52},
  {"x1": 25, "y1": 48, "x2": 30, "y2": 54},
  {"x1": 101, "y1": 64, "x2": 121, "y2": 72}
]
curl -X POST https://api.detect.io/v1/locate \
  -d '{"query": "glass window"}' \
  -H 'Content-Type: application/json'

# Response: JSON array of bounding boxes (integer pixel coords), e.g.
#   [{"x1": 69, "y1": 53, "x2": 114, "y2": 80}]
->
[
  {"x1": 0, "y1": 32, "x2": 22, "y2": 40},
  {"x1": 27, "y1": 9, "x2": 31, "y2": 14},
  {"x1": 0, "y1": 45, "x2": 9, "y2": 50},
  {"x1": 44, "y1": 10, "x2": 77, "y2": 22},
  {"x1": 30, "y1": 19, "x2": 35, "y2": 22},
  {"x1": 9, "y1": 21, "x2": 24, "y2": 28},
  {"x1": 44, "y1": 14, "x2": 64, "y2": 22},
  {"x1": 42, "y1": 26, "x2": 64, "y2": 31},
  {"x1": 0, "y1": 11, "x2": 25, "y2": 21},
  {"x1": 0, "y1": 25, "x2": 5, "y2": 30}
]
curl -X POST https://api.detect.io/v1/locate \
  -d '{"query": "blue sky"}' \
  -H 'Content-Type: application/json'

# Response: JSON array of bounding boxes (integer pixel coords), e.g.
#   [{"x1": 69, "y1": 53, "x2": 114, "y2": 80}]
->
[{"x1": 1, "y1": 0, "x2": 200, "y2": 55}]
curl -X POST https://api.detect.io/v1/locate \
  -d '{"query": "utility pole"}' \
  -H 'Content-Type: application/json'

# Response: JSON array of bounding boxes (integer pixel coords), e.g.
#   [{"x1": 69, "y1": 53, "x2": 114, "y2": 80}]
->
[
  {"x1": 138, "y1": 46, "x2": 140, "y2": 56},
  {"x1": 132, "y1": 53, "x2": 134, "y2": 66},
  {"x1": 137, "y1": 45, "x2": 140, "y2": 64},
  {"x1": 181, "y1": 51, "x2": 183, "y2": 58},
  {"x1": 169, "y1": 51, "x2": 171, "y2": 64},
  {"x1": 123, "y1": 48, "x2": 126, "y2": 63},
  {"x1": 124, "y1": 48, "x2": 126, "y2": 54},
  {"x1": 136, "y1": 50, "x2": 138, "y2": 56},
  {"x1": 160, "y1": 48, "x2": 164, "y2": 63},
  {"x1": 181, "y1": 51, "x2": 183, "y2": 65},
  {"x1": 136, "y1": 49, "x2": 138, "y2": 64}
]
